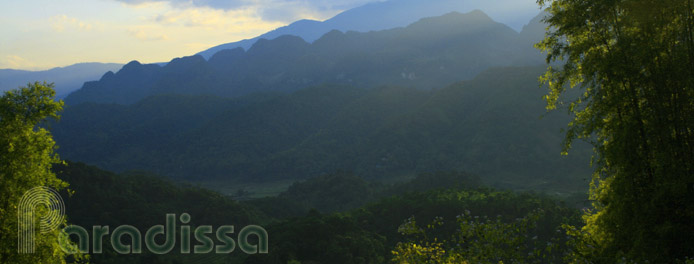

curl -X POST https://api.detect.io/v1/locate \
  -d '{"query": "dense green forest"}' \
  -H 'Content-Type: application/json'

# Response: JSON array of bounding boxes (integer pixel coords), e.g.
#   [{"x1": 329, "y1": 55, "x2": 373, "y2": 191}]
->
[{"x1": 55, "y1": 161, "x2": 581, "y2": 264}]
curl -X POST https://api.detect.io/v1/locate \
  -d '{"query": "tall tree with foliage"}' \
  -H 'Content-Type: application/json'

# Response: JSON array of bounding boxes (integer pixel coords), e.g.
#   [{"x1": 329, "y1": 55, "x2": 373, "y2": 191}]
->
[
  {"x1": 536, "y1": 0, "x2": 694, "y2": 262},
  {"x1": 0, "y1": 82, "x2": 75, "y2": 263}
]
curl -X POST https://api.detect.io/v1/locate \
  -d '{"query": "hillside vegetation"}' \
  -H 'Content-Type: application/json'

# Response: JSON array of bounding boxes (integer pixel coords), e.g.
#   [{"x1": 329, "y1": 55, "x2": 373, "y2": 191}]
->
[{"x1": 53, "y1": 66, "x2": 591, "y2": 193}]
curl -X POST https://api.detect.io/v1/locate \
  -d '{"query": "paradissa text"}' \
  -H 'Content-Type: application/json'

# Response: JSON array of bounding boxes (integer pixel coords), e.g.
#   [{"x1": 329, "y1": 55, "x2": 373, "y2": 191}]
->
[{"x1": 60, "y1": 213, "x2": 268, "y2": 255}]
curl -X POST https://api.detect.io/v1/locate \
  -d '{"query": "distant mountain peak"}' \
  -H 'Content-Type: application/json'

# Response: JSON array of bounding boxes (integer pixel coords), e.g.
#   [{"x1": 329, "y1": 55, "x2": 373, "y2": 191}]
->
[
  {"x1": 289, "y1": 19, "x2": 322, "y2": 27},
  {"x1": 124, "y1": 60, "x2": 142, "y2": 67},
  {"x1": 63, "y1": 11, "x2": 544, "y2": 105},
  {"x1": 120, "y1": 60, "x2": 145, "y2": 73},
  {"x1": 410, "y1": 10, "x2": 496, "y2": 27},
  {"x1": 208, "y1": 47, "x2": 245, "y2": 65},
  {"x1": 519, "y1": 11, "x2": 550, "y2": 47},
  {"x1": 460, "y1": 9, "x2": 492, "y2": 19},
  {"x1": 168, "y1": 55, "x2": 205, "y2": 67},
  {"x1": 247, "y1": 35, "x2": 310, "y2": 54},
  {"x1": 196, "y1": 0, "x2": 528, "y2": 60},
  {"x1": 100, "y1": 71, "x2": 115, "y2": 82}
]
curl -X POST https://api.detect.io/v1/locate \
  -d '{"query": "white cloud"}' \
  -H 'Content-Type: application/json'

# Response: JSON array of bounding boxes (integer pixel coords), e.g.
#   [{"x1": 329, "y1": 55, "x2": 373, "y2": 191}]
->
[
  {"x1": 149, "y1": 5, "x2": 285, "y2": 34},
  {"x1": 2, "y1": 55, "x2": 31, "y2": 69},
  {"x1": 115, "y1": 0, "x2": 379, "y2": 23},
  {"x1": 115, "y1": 0, "x2": 249, "y2": 10},
  {"x1": 257, "y1": 0, "x2": 333, "y2": 23},
  {"x1": 50, "y1": 15, "x2": 96, "y2": 32},
  {"x1": 128, "y1": 27, "x2": 170, "y2": 41},
  {"x1": 117, "y1": 2, "x2": 285, "y2": 54},
  {"x1": 0, "y1": 55, "x2": 50, "y2": 70}
]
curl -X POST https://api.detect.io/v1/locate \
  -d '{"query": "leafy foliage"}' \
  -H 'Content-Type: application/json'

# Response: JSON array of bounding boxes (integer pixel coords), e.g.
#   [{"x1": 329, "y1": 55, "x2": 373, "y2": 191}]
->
[
  {"x1": 53, "y1": 161, "x2": 580, "y2": 264},
  {"x1": 537, "y1": 0, "x2": 694, "y2": 262},
  {"x1": 249, "y1": 186, "x2": 580, "y2": 263},
  {"x1": 392, "y1": 210, "x2": 567, "y2": 264},
  {"x1": 0, "y1": 82, "x2": 84, "y2": 263}
]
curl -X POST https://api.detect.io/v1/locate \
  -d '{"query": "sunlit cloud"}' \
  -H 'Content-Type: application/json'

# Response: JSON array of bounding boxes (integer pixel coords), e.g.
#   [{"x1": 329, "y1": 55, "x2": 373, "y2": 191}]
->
[
  {"x1": 2, "y1": 55, "x2": 32, "y2": 69},
  {"x1": 128, "y1": 27, "x2": 170, "y2": 41},
  {"x1": 154, "y1": 6, "x2": 271, "y2": 30},
  {"x1": 258, "y1": 0, "x2": 333, "y2": 22},
  {"x1": 114, "y1": 0, "x2": 376, "y2": 23},
  {"x1": 116, "y1": 0, "x2": 251, "y2": 10},
  {"x1": 119, "y1": 0, "x2": 170, "y2": 9},
  {"x1": 117, "y1": 2, "x2": 285, "y2": 54},
  {"x1": 50, "y1": 15, "x2": 96, "y2": 32},
  {"x1": 0, "y1": 55, "x2": 51, "y2": 70},
  {"x1": 184, "y1": 42, "x2": 218, "y2": 50}
]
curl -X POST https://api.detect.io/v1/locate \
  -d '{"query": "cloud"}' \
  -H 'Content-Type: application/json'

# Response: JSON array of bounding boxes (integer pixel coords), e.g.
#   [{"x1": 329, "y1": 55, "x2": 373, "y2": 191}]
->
[
  {"x1": 50, "y1": 15, "x2": 95, "y2": 32},
  {"x1": 258, "y1": 1, "x2": 329, "y2": 22},
  {"x1": 128, "y1": 27, "x2": 170, "y2": 41},
  {"x1": 151, "y1": 6, "x2": 284, "y2": 34},
  {"x1": 115, "y1": 0, "x2": 380, "y2": 23},
  {"x1": 1, "y1": 55, "x2": 37, "y2": 69},
  {"x1": 2, "y1": 55, "x2": 30, "y2": 68},
  {"x1": 155, "y1": 7, "x2": 244, "y2": 27},
  {"x1": 115, "y1": 0, "x2": 249, "y2": 10}
]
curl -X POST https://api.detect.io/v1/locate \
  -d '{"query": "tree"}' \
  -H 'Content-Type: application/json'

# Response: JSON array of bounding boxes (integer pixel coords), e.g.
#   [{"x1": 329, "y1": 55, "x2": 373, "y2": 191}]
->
[
  {"x1": 0, "y1": 82, "x2": 77, "y2": 263},
  {"x1": 391, "y1": 209, "x2": 570, "y2": 264},
  {"x1": 536, "y1": 0, "x2": 694, "y2": 262}
]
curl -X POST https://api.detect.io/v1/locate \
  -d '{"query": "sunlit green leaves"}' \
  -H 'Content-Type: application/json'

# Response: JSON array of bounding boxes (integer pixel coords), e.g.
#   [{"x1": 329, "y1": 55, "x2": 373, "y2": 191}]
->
[
  {"x1": 0, "y1": 82, "x2": 84, "y2": 263},
  {"x1": 537, "y1": 0, "x2": 694, "y2": 262}
]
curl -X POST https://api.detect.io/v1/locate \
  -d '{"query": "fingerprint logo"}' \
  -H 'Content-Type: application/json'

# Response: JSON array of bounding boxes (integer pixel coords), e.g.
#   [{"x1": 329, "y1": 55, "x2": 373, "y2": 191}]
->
[{"x1": 17, "y1": 186, "x2": 65, "y2": 254}]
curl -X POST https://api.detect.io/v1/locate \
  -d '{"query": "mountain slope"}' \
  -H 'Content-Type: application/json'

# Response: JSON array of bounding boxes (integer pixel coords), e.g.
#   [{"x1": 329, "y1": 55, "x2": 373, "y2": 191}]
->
[
  {"x1": 52, "y1": 66, "x2": 591, "y2": 191},
  {"x1": 64, "y1": 11, "x2": 539, "y2": 105},
  {"x1": 0, "y1": 62, "x2": 122, "y2": 98},
  {"x1": 196, "y1": 0, "x2": 539, "y2": 59}
]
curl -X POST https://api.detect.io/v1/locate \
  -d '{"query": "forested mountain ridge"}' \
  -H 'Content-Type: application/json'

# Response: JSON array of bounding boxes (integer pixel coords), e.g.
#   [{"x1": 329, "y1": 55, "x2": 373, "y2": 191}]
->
[
  {"x1": 64, "y1": 10, "x2": 545, "y2": 105},
  {"x1": 49, "y1": 11, "x2": 584, "y2": 192},
  {"x1": 52, "y1": 66, "x2": 591, "y2": 192}
]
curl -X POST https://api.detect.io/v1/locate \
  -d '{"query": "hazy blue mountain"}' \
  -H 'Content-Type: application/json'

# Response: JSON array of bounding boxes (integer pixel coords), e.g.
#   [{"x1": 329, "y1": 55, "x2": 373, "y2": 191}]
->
[
  {"x1": 520, "y1": 12, "x2": 549, "y2": 47},
  {"x1": 51, "y1": 9, "x2": 575, "y2": 191},
  {"x1": 517, "y1": 11, "x2": 550, "y2": 65},
  {"x1": 196, "y1": 19, "x2": 323, "y2": 59},
  {"x1": 197, "y1": 0, "x2": 540, "y2": 59},
  {"x1": 0, "y1": 62, "x2": 122, "y2": 98},
  {"x1": 52, "y1": 66, "x2": 591, "y2": 192},
  {"x1": 65, "y1": 11, "x2": 541, "y2": 105},
  {"x1": 252, "y1": 66, "x2": 590, "y2": 189}
]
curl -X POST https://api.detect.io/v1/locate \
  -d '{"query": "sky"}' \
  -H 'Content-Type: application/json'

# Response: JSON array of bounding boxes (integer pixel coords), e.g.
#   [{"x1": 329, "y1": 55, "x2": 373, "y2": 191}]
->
[{"x1": 0, "y1": 0, "x2": 541, "y2": 71}]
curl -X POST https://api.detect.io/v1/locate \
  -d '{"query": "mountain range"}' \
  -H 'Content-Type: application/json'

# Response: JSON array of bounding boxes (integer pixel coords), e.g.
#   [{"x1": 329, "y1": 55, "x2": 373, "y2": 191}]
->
[
  {"x1": 0, "y1": 62, "x2": 122, "y2": 98},
  {"x1": 196, "y1": 0, "x2": 541, "y2": 59},
  {"x1": 52, "y1": 66, "x2": 590, "y2": 192},
  {"x1": 47, "y1": 9, "x2": 587, "y2": 193},
  {"x1": 64, "y1": 10, "x2": 546, "y2": 105},
  {"x1": 1, "y1": 1, "x2": 543, "y2": 100}
]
